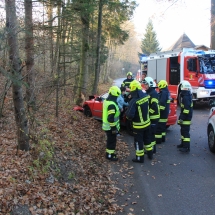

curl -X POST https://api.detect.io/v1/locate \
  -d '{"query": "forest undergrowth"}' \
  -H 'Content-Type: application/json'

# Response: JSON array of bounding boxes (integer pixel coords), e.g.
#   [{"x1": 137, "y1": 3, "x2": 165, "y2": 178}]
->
[{"x1": 0, "y1": 83, "x2": 131, "y2": 215}]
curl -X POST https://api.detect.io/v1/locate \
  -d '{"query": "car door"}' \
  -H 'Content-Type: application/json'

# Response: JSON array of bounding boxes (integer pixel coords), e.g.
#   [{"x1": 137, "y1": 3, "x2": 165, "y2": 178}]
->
[{"x1": 92, "y1": 92, "x2": 109, "y2": 120}]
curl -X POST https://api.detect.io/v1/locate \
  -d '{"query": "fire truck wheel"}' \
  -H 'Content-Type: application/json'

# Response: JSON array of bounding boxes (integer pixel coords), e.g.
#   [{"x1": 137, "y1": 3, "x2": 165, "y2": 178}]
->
[
  {"x1": 84, "y1": 106, "x2": 92, "y2": 117},
  {"x1": 126, "y1": 120, "x2": 133, "y2": 136},
  {"x1": 208, "y1": 126, "x2": 215, "y2": 153}
]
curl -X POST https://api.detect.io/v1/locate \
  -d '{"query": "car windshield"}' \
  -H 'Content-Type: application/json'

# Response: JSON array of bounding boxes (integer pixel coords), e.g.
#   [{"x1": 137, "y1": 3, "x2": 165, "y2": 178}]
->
[
  {"x1": 199, "y1": 55, "x2": 215, "y2": 74},
  {"x1": 100, "y1": 92, "x2": 109, "y2": 100}
]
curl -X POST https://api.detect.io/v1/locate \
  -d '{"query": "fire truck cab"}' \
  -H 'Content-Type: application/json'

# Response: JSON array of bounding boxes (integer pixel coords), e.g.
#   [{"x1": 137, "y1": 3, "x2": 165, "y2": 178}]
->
[{"x1": 143, "y1": 48, "x2": 215, "y2": 104}]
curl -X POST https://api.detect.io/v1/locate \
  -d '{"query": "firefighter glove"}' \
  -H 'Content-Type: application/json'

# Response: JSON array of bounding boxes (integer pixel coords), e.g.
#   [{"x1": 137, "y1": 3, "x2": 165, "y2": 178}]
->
[
  {"x1": 178, "y1": 119, "x2": 183, "y2": 124},
  {"x1": 112, "y1": 129, "x2": 118, "y2": 134},
  {"x1": 111, "y1": 126, "x2": 118, "y2": 134}
]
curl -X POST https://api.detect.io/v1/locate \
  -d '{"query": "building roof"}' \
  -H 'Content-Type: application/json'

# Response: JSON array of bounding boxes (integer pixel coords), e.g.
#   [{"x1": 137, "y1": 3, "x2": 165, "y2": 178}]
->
[{"x1": 166, "y1": 33, "x2": 196, "y2": 51}]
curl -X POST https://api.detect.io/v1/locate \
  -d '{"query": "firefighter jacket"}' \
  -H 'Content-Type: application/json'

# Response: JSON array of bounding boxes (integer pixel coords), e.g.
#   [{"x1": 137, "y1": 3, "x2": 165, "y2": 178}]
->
[
  {"x1": 122, "y1": 78, "x2": 134, "y2": 88},
  {"x1": 146, "y1": 87, "x2": 160, "y2": 124},
  {"x1": 125, "y1": 90, "x2": 151, "y2": 130},
  {"x1": 178, "y1": 90, "x2": 193, "y2": 125},
  {"x1": 158, "y1": 87, "x2": 171, "y2": 120},
  {"x1": 102, "y1": 95, "x2": 120, "y2": 131}
]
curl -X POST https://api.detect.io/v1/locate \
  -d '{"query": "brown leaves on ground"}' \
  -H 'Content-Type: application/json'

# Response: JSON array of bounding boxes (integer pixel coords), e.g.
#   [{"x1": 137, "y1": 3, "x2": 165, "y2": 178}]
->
[{"x1": 0, "y1": 97, "x2": 129, "y2": 215}]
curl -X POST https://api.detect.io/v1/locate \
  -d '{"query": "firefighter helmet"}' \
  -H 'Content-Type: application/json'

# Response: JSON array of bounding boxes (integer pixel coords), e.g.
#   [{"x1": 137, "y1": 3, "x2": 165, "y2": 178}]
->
[
  {"x1": 127, "y1": 71, "x2": 133, "y2": 77},
  {"x1": 158, "y1": 80, "x2": 168, "y2": 89},
  {"x1": 180, "y1": 80, "x2": 192, "y2": 91},
  {"x1": 143, "y1": 77, "x2": 154, "y2": 87},
  {"x1": 108, "y1": 86, "x2": 121, "y2": 97},
  {"x1": 130, "y1": 80, "x2": 142, "y2": 92}
]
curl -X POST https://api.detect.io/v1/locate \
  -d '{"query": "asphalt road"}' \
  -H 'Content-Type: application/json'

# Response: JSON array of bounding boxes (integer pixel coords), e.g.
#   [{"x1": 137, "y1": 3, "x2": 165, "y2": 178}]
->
[{"x1": 110, "y1": 78, "x2": 215, "y2": 215}]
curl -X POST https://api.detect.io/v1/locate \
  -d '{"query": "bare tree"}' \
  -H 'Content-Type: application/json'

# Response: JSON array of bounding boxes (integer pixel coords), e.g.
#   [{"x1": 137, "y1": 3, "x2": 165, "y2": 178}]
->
[
  {"x1": 6, "y1": 0, "x2": 29, "y2": 151},
  {"x1": 25, "y1": 0, "x2": 36, "y2": 111},
  {"x1": 92, "y1": 0, "x2": 103, "y2": 94}
]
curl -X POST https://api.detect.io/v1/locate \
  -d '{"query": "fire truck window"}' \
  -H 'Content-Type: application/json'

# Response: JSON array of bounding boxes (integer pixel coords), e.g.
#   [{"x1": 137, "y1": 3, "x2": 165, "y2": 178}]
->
[
  {"x1": 187, "y1": 58, "x2": 197, "y2": 71},
  {"x1": 169, "y1": 57, "x2": 180, "y2": 85}
]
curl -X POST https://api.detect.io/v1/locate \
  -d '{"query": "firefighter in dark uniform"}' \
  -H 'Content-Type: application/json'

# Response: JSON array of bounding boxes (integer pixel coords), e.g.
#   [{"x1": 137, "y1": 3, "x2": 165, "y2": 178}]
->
[
  {"x1": 102, "y1": 86, "x2": 121, "y2": 161},
  {"x1": 126, "y1": 80, "x2": 151, "y2": 163},
  {"x1": 177, "y1": 80, "x2": 193, "y2": 152},
  {"x1": 122, "y1": 71, "x2": 134, "y2": 88},
  {"x1": 155, "y1": 80, "x2": 171, "y2": 144},
  {"x1": 143, "y1": 77, "x2": 160, "y2": 154}
]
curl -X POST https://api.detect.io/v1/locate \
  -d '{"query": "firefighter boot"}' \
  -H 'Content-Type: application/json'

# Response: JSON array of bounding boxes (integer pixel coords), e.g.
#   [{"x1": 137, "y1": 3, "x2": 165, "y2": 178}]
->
[
  {"x1": 153, "y1": 145, "x2": 156, "y2": 154},
  {"x1": 179, "y1": 147, "x2": 190, "y2": 153},
  {"x1": 147, "y1": 150, "x2": 153, "y2": 160},
  {"x1": 177, "y1": 143, "x2": 183, "y2": 148},
  {"x1": 106, "y1": 153, "x2": 118, "y2": 161},
  {"x1": 156, "y1": 138, "x2": 162, "y2": 144},
  {"x1": 179, "y1": 142, "x2": 190, "y2": 153},
  {"x1": 132, "y1": 155, "x2": 144, "y2": 163}
]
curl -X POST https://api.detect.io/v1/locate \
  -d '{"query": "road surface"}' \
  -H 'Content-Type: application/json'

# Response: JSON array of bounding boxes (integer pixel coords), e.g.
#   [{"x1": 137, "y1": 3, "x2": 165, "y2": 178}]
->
[{"x1": 109, "y1": 80, "x2": 215, "y2": 215}]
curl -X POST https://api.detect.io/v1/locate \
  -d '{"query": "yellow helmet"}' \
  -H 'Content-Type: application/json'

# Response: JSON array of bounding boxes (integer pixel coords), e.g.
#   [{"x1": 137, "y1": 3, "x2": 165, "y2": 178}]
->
[
  {"x1": 127, "y1": 71, "x2": 132, "y2": 76},
  {"x1": 108, "y1": 86, "x2": 121, "y2": 97},
  {"x1": 158, "y1": 80, "x2": 168, "y2": 89},
  {"x1": 130, "y1": 80, "x2": 142, "y2": 92}
]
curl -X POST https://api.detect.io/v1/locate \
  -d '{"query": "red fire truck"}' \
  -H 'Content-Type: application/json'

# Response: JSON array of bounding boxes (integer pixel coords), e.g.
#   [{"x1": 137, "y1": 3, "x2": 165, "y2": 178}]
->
[{"x1": 141, "y1": 48, "x2": 215, "y2": 105}]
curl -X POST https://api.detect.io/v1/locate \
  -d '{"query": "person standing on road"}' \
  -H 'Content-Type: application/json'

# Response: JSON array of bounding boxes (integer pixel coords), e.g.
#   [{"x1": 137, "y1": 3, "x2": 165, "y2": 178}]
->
[
  {"x1": 143, "y1": 77, "x2": 160, "y2": 154},
  {"x1": 177, "y1": 80, "x2": 193, "y2": 152},
  {"x1": 125, "y1": 80, "x2": 151, "y2": 163},
  {"x1": 122, "y1": 71, "x2": 134, "y2": 89},
  {"x1": 102, "y1": 86, "x2": 121, "y2": 161},
  {"x1": 155, "y1": 80, "x2": 171, "y2": 144}
]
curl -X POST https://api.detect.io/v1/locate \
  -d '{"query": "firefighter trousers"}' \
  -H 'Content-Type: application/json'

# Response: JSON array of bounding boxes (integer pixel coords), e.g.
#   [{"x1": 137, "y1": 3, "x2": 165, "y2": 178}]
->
[
  {"x1": 150, "y1": 123, "x2": 157, "y2": 148},
  {"x1": 155, "y1": 119, "x2": 167, "y2": 143},
  {"x1": 133, "y1": 128, "x2": 151, "y2": 157},
  {"x1": 180, "y1": 124, "x2": 190, "y2": 148},
  {"x1": 105, "y1": 130, "x2": 117, "y2": 155}
]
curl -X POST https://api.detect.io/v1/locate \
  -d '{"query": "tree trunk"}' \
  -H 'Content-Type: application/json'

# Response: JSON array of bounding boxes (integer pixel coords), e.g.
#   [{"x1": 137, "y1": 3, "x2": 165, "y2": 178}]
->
[
  {"x1": 211, "y1": 0, "x2": 215, "y2": 49},
  {"x1": 92, "y1": 0, "x2": 103, "y2": 94},
  {"x1": 46, "y1": 0, "x2": 54, "y2": 73},
  {"x1": 76, "y1": 5, "x2": 90, "y2": 104},
  {"x1": 25, "y1": 0, "x2": 36, "y2": 111},
  {"x1": 6, "y1": 0, "x2": 29, "y2": 151}
]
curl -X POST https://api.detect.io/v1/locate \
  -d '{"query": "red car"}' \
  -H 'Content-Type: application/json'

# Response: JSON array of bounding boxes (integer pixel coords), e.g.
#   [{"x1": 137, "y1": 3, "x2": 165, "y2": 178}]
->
[{"x1": 74, "y1": 91, "x2": 177, "y2": 135}]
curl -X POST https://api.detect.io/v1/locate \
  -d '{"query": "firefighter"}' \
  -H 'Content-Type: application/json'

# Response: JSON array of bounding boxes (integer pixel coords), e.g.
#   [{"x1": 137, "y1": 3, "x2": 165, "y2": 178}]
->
[
  {"x1": 102, "y1": 86, "x2": 121, "y2": 161},
  {"x1": 177, "y1": 80, "x2": 193, "y2": 152},
  {"x1": 122, "y1": 71, "x2": 134, "y2": 89},
  {"x1": 125, "y1": 80, "x2": 151, "y2": 163},
  {"x1": 143, "y1": 77, "x2": 160, "y2": 154},
  {"x1": 155, "y1": 80, "x2": 171, "y2": 144}
]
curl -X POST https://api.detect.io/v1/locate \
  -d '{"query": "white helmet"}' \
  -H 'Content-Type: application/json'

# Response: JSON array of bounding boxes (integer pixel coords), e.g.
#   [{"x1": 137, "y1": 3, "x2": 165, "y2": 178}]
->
[
  {"x1": 180, "y1": 80, "x2": 192, "y2": 91},
  {"x1": 153, "y1": 81, "x2": 157, "y2": 87},
  {"x1": 143, "y1": 77, "x2": 154, "y2": 87}
]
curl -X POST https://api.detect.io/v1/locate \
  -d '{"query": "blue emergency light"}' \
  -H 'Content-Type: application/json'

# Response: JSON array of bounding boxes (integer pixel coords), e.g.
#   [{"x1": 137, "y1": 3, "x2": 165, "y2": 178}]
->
[{"x1": 205, "y1": 80, "x2": 215, "y2": 88}]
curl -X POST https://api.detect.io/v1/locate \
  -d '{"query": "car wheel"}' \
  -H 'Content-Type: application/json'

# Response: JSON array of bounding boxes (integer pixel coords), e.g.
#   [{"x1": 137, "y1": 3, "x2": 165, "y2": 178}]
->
[
  {"x1": 126, "y1": 119, "x2": 133, "y2": 136},
  {"x1": 208, "y1": 126, "x2": 215, "y2": 153},
  {"x1": 84, "y1": 106, "x2": 92, "y2": 117}
]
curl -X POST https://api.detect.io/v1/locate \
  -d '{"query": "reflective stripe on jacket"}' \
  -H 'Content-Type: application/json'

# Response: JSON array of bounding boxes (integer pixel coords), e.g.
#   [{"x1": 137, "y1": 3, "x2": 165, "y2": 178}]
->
[
  {"x1": 146, "y1": 87, "x2": 160, "y2": 122},
  {"x1": 102, "y1": 100, "x2": 120, "y2": 131},
  {"x1": 126, "y1": 90, "x2": 151, "y2": 130},
  {"x1": 158, "y1": 87, "x2": 170, "y2": 119},
  {"x1": 179, "y1": 90, "x2": 193, "y2": 123}
]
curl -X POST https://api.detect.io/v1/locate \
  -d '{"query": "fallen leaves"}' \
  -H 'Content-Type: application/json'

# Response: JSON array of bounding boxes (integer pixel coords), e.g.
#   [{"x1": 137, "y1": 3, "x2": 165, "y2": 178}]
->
[{"x1": 0, "y1": 103, "x2": 129, "y2": 214}]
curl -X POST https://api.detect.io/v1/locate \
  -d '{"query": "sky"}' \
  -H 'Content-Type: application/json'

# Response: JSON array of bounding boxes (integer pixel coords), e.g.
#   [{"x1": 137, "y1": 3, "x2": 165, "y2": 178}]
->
[{"x1": 132, "y1": 0, "x2": 211, "y2": 51}]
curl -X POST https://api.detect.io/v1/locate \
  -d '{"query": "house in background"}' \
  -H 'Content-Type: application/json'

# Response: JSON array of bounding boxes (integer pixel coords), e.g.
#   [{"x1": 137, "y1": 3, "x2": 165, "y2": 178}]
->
[{"x1": 164, "y1": 33, "x2": 210, "y2": 51}]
